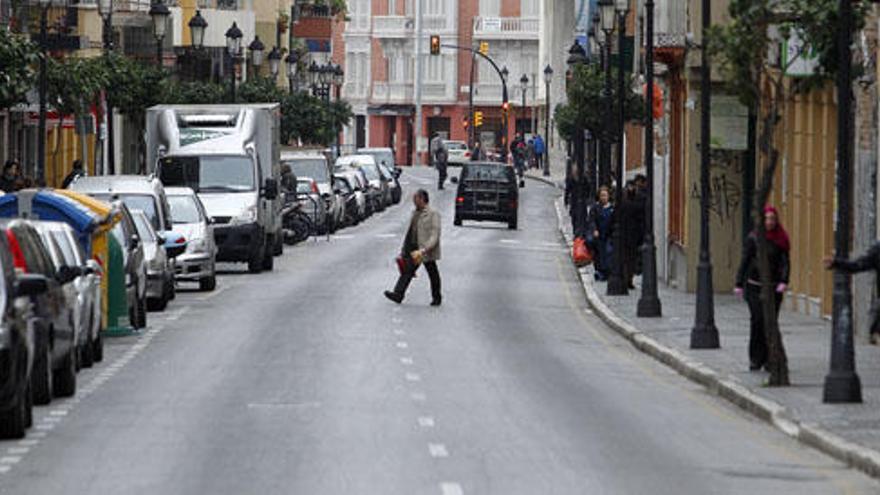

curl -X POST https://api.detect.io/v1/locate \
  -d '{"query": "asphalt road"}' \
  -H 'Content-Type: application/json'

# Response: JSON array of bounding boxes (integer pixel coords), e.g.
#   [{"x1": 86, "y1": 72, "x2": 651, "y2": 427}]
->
[{"x1": 1, "y1": 167, "x2": 877, "y2": 495}]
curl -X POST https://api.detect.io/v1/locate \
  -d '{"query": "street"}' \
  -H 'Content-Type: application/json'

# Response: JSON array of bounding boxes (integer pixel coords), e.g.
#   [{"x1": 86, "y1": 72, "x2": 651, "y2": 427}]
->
[{"x1": 0, "y1": 167, "x2": 875, "y2": 495}]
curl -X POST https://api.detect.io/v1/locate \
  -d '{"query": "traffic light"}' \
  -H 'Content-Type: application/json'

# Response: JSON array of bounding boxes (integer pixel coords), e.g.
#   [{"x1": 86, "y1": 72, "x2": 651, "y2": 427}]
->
[
  {"x1": 474, "y1": 111, "x2": 483, "y2": 127},
  {"x1": 430, "y1": 35, "x2": 440, "y2": 55},
  {"x1": 501, "y1": 101, "x2": 510, "y2": 119},
  {"x1": 462, "y1": 116, "x2": 469, "y2": 129},
  {"x1": 479, "y1": 41, "x2": 489, "y2": 55}
]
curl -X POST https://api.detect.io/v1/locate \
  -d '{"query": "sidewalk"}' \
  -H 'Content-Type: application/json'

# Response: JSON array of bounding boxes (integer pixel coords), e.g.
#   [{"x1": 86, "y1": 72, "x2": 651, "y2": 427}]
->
[
  {"x1": 524, "y1": 150, "x2": 567, "y2": 188},
  {"x1": 552, "y1": 197, "x2": 880, "y2": 479}
]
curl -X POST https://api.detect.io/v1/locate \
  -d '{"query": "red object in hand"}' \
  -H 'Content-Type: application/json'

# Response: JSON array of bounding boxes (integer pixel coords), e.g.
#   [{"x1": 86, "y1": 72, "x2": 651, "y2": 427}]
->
[{"x1": 572, "y1": 237, "x2": 592, "y2": 267}]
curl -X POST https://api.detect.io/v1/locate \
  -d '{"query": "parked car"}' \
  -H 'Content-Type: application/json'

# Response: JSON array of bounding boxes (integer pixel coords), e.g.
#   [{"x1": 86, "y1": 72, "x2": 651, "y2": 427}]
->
[
  {"x1": 443, "y1": 140, "x2": 470, "y2": 165},
  {"x1": 69, "y1": 175, "x2": 174, "y2": 235},
  {"x1": 130, "y1": 210, "x2": 175, "y2": 311},
  {"x1": 377, "y1": 162, "x2": 402, "y2": 205},
  {"x1": 36, "y1": 221, "x2": 102, "y2": 368},
  {"x1": 0, "y1": 233, "x2": 49, "y2": 438},
  {"x1": 296, "y1": 178, "x2": 328, "y2": 233},
  {"x1": 109, "y1": 203, "x2": 148, "y2": 329},
  {"x1": 454, "y1": 162, "x2": 519, "y2": 230},
  {"x1": 3, "y1": 219, "x2": 79, "y2": 404},
  {"x1": 336, "y1": 155, "x2": 389, "y2": 211},
  {"x1": 281, "y1": 151, "x2": 344, "y2": 234},
  {"x1": 165, "y1": 187, "x2": 217, "y2": 291},
  {"x1": 357, "y1": 147, "x2": 402, "y2": 178},
  {"x1": 331, "y1": 174, "x2": 361, "y2": 226}
]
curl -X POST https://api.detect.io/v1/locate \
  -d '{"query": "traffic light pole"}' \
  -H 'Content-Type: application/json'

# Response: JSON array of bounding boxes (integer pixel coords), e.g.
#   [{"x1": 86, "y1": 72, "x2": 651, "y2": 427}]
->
[
  {"x1": 468, "y1": 51, "x2": 476, "y2": 148},
  {"x1": 439, "y1": 43, "x2": 509, "y2": 162}
]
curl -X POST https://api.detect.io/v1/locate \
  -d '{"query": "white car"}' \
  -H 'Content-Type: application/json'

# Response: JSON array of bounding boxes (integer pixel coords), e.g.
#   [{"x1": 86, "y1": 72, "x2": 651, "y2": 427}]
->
[
  {"x1": 443, "y1": 140, "x2": 470, "y2": 165},
  {"x1": 165, "y1": 187, "x2": 217, "y2": 292}
]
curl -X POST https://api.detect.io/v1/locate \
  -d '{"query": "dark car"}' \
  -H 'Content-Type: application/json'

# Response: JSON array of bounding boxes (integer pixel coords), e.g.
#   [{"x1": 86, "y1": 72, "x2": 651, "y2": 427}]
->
[
  {"x1": 0, "y1": 232, "x2": 49, "y2": 438},
  {"x1": 3, "y1": 220, "x2": 80, "y2": 405},
  {"x1": 453, "y1": 162, "x2": 519, "y2": 230}
]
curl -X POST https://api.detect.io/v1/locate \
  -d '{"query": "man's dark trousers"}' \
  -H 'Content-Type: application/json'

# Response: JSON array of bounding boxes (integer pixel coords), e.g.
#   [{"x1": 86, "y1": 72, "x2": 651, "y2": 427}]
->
[
  {"x1": 394, "y1": 261, "x2": 441, "y2": 301},
  {"x1": 437, "y1": 161, "x2": 448, "y2": 189}
]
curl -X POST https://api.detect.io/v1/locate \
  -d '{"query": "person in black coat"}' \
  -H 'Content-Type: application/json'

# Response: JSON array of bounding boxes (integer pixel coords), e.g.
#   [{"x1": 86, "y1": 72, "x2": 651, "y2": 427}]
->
[
  {"x1": 587, "y1": 186, "x2": 614, "y2": 281},
  {"x1": 734, "y1": 205, "x2": 791, "y2": 371},
  {"x1": 619, "y1": 181, "x2": 645, "y2": 289},
  {"x1": 825, "y1": 238, "x2": 880, "y2": 345}
]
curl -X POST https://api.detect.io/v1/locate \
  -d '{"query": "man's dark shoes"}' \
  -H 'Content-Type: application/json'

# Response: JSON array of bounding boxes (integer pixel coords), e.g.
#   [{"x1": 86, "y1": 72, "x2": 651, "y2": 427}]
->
[
  {"x1": 384, "y1": 291, "x2": 403, "y2": 304},
  {"x1": 431, "y1": 297, "x2": 442, "y2": 306}
]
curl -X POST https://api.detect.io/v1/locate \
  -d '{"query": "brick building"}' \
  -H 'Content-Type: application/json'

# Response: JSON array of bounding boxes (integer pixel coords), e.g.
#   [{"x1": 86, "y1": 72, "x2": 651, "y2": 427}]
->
[{"x1": 339, "y1": 0, "x2": 544, "y2": 165}]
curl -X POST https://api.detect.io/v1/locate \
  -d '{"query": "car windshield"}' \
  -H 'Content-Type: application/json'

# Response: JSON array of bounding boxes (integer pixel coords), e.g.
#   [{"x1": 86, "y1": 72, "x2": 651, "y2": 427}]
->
[
  {"x1": 445, "y1": 142, "x2": 467, "y2": 150},
  {"x1": 168, "y1": 195, "x2": 202, "y2": 224},
  {"x1": 159, "y1": 155, "x2": 256, "y2": 193},
  {"x1": 92, "y1": 193, "x2": 161, "y2": 231},
  {"x1": 360, "y1": 151, "x2": 394, "y2": 167},
  {"x1": 296, "y1": 181, "x2": 313, "y2": 194},
  {"x1": 131, "y1": 212, "x2": 158, "y2": 243},
  {"x1": 360, "y1": 165, "x2": 380, "y2": 181},
  {"x1": 336, "y1": 178, "x2": 352, "y2": 194},
  {"x1": 462, "y1": 164, "x2": 513, "y2": 183},
  {"x1": 285, "y1": 159, "x2": 329, "y2": 184},
  {"x1": 50, "y1": 231, "x2": 77, "y2": 267}
]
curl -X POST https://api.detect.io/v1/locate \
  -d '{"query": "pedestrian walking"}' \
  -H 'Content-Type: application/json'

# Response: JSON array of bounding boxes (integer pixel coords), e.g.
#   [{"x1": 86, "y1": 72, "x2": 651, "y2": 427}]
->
[
  {"x1": 588, "y1": 186, "x2": 614, "y2": 281},
  {"x1": 824, "y1": 236, "x2": 880, "y2": 345},
  {"x1": 0, "y1": 160, "x2": 22, "y2": 193},
  {"x1": 620, "y1": 180, "x2": 645, "y2": 289},
  {"x1": 533, "y1": 134, "x2": 545, "y2": 171},
  {"x1": 510, "y1": 133, "x2": 527, "y2": 187},
  {"x1": 61, "y1": 159, "x2": 85, "y2": 189},
  {"x1": 527, "y1": 138, "x2": 536, "y2": 169},
  {"x1": 385, "y1": 189, "x2": 442, "y2": 306},
  {"x1": 434, "y1": 141, "x2": 448, "y2": 190},
  {"x1": 470, "y1": 141, "x2": 483, "y2": 161},
  {"x1": 735, "y1": 205, "x2": 790, "y2": 371},
  {"x1": 430, "y1": 133, "x2": 443, "y2": 169}
]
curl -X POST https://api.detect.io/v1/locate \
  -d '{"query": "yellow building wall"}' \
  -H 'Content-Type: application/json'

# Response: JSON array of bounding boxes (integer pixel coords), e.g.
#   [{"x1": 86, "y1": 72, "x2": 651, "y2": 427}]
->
[{"x1": 44, "y1": 126, "x2": 97, "y2": 188}]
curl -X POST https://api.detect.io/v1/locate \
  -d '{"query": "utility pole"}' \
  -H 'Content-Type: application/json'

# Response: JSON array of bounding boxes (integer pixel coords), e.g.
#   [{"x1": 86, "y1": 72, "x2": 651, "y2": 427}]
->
[{"x1": 412, "y1": 0, "x2": 424, "y2": 166}]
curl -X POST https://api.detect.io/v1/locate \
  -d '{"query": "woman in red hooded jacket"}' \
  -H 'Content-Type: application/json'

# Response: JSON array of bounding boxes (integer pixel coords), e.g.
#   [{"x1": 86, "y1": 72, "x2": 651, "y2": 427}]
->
[{"x1": 734, "y1": 205, "x2": 791, "y2": 371}]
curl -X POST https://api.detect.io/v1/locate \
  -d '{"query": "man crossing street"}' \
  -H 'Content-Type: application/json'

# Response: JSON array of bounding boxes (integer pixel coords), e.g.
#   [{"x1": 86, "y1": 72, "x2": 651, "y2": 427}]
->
[{"x1": 385, "y1": 189, "x2": 442, "y2": 306}]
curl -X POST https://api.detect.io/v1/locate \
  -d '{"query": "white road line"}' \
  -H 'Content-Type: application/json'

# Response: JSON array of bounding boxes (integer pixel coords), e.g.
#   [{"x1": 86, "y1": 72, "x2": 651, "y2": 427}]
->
[
  {"x1": 400, "y1": 357, "x2": 414, "y2": 365},
  {"x1": 440, "y1": 482, "x2": 464, "y2": 495},
  {"x1": 405, "y1": 372, "x2": 421, "y2": 382},
  {"x1": 428, "y1": 443, "x2": 449, "y2": 458},
  {"x1": 331, "y1": 234, "x2": 355, "y2": 240},
  {"x1": 500, "y1": 239, "x2": 521, "y2": 244},
  {"x1": 410, "y1": 392, "x2": 427, "y2": 402},
  {"x1": 396, "y1": 341, "x2": 409, "y2": 349},
  {"x1": 375, "y1": 233, "x2": 397, "y2": 239},
  {"x1": 0, "y1": 457, "x2": 21, "y2": 465},
  {"x1": 34, "y1": 424, "x2": 54, "y2": 431},
  {"x1": 49, "y1": 409, "x2": 68, "y2": 416},
  {"x1": 393, "y1": 329, "x2": 405, "y2": 336},
  {"x1": 0, "y1": 465, "x2": 10, "y2": 474},
  {"x1": 16, "y1": 440, "x2": 38, "y2": 447},
  {"x1": 417, "y1": 416, "x2": 435, "y2": 428},
  {"x1": 6, "y1": 448, "x2": 28, "y2": 455}
]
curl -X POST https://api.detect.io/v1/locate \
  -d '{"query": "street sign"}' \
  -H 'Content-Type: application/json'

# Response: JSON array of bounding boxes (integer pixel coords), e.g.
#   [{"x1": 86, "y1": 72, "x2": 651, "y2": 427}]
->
[
  {"x1": 782, "y1": 32, "x2": 818, "y2": 77},
  {"x1": 479, "y1": 42, "x2": 489, "y2": 55}
]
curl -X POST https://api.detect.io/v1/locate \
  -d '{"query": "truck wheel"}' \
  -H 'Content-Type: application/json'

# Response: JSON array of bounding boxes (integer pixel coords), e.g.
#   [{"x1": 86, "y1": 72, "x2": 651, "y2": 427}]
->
[
  {"x1": 199, "y1": 275, "x2": 217, "y2": 292},
  {"x1": 262, "y1": 241, "x2": 274, "y2": 271},
  {"x1": 0, "y1": 385, "x2": 28, "y2": 439},
  {"x1": 32, "y1": 332, "x2": 52, "y2": 405},
  {"x1": 248, "y1": 243, "x2": 265, "y2": 274},
  {"x1": 53, "y1": 348, "x2": 76, "y2": 398}
]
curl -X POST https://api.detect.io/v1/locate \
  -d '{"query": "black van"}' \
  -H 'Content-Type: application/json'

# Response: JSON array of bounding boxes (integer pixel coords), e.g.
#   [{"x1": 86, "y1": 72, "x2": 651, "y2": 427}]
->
[{"x1": 453, "y1": 162, "x2": 519, "y2": 230}]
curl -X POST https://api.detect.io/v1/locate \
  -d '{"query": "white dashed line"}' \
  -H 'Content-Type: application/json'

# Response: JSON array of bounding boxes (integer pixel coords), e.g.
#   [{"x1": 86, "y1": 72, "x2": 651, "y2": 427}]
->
[
  {"x1": 440, "y1": 482, "x2": 464, "y2": 495},
  {"x1": 0, "y1": 465, "x2": 10, "y2": 474},
  {"x1": 396, "y1": 341, "x2": 409, "y2": 349},
  {"x1": 0, "y1": 457, "x2": 21, "y2": 465},
  {"x1": 375, "y1": 233, "x2": 397, "y2": 239},
  {"x1": 500, "y1": 239, "x2": 521, "y2": 244},
  {"x1": 400, "y1": 357, "x2": 414, "y2": 365},
  {"x1": 428, "y1": 443, "x2": 449, "y2": 458},
  {"x1": 417, "y1": 416, "x2": 435, "y2": 428},
  {"x1": 49, "y1": 409, "x2": 68, "y2": 416},
  {"x1": 16, "y1": 440, "x2": 38, "y2": 447},
  {"x1": 410, "y1": 392, "x2": 427, "y2": 402},
  {"x1": 393, "y1": 329, "x2": 406, "y2": 336},
  {"x1": 5, "y1": 448, "x2": 28, "y2": 455},
  {"x1": 405, "y1": 372, "x2": 421, "y2": 382},
  {"x1": 34, "y1": 423, "x2": 54, "y2": 431}
]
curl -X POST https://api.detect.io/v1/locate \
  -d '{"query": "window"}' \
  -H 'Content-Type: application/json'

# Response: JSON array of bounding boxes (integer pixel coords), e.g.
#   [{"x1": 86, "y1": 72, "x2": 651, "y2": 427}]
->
[
  {"x1": 159, "y1": 155, "x2": 256, "y2": 193},
  {"x1": 521, "y1": 0, "x2": 538, "y2": 17},
  {"x1": 168, "y1": 195, "x2": 203, "y2": 224},
  {"x1": 479, "y1": 0, "x2": 499, "y2": 17},
  {"x1": 92, "y1": 194, "x2": 161, "y2": 231}
]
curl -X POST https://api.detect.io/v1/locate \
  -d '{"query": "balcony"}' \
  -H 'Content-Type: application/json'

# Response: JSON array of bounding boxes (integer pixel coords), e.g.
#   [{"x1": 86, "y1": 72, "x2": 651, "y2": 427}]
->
[
  {"x1": 76, "y1": 0, "x2": 150, "y2": 12},
  {"x1": 473, "y1": 17, "x2": 539, "y2": 41},
  {"x1": 372, "y1": 82, "x2": 414, "y2": 104},
  {"x1": 372, "y1": 15, "x2": 449, "y2": 38},
  {"x1": 655, "y1": 0, "x2": 686, "y2": 48}
]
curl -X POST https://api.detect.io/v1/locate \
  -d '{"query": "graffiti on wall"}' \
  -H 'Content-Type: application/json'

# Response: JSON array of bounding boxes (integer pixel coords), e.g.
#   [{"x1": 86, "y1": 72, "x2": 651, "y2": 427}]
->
[{"x1": 690, "y1": 150, "x2": 744, "y2": 224}]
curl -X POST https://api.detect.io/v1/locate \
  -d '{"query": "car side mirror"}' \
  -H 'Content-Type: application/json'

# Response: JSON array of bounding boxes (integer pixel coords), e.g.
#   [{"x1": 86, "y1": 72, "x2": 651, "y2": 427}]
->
[
  {"x1": 86, "y1": 259, "x2": 102, "y2": 276},
  {"x1": 207, "y1": 217, "x2": 216, "y2": 225},
  {"x1": 56, "y1": 265, "x2": 81, "y2": 285},
  {"x1": 263, "y1": 178, "x2": 279, "y2": 200},
  {"x1": 163, "y1": 232, "x2": 187, "y2": 258},
  {"x1": 394, "y1": 168, "x2": 402, "y2": 179},
  {"x1": 15, "y1": 273, "x2": 49, "y2": 297},
  {"x1": 130, "y1": 234, "x2": 141, "y2": 249}
]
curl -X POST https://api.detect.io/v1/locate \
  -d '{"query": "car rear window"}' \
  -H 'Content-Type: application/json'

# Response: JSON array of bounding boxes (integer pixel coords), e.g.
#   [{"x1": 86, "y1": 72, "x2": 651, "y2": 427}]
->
[{"x1": 461, "y1": 164, "x2": 513, "y2": 183}]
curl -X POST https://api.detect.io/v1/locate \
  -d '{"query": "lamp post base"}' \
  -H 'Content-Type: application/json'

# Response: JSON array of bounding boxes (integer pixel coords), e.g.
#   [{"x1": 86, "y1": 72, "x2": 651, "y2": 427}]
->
[
  {"x1": 637, "y1": 243, "x2": 662, "y2": 317},
  {"x1": 823, "y1": 372, "x2": 862, "y2": 403},
  {"x1": 690, "y1": 261, "x2": 719, "y2": 348}
]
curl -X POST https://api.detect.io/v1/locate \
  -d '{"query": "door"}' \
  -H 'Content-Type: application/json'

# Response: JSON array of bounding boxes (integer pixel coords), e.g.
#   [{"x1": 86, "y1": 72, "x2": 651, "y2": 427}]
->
[{"x1": 356, "y1": 116, "x2": 366, "y2": 149}]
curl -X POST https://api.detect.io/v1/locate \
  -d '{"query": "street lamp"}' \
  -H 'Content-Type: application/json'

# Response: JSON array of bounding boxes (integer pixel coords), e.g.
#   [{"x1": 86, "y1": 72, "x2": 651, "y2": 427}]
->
[
  {"x1": 690, "y1": 0, "x2": 720, "y2": 347},
  {"x1": 823, "y1": 0, "x2": 861, "y2": 402},
  {"x1": 249, "y1": 36, "x2": 265, "y2": 73},
  {"x1": 520, "y1": 74, "x2": 529, "y2": 136},
  {"x1": 598, "y1": 0, "x2": 615, "y2": 189},
  {"x1": 36, "y1": 0, "x2": 51, "y2": 181},
  {"x1": 286, "y1": 52, "x2": 299, "y2": 92},
  {"x1": 543, "y1": 64, "x2": 553, "y2": 177},
  {"x1": 268, "y1": 46, "x2": 281, "y2": 79},
  {"x1": 188, "y1": 10, "x2": 207, "y2": 50},
  {"x1": 225, "y1": 22, "x2": 243, "y2": 102},
  {"x1": 567, "y1": 41, "x2": 588, "y2": 241},
  {"x1": 637, "y1": 0, "x2": 662, "y2": 317},
  {"x1": 149, "y1": 1, "x2": 170, "y2": 66},
  {"x1": 606, "y1": 0, "x2": 629, "y2": 296},
  {"x1": 501, "y1": 66, "x2": 509, "y2": 81}
]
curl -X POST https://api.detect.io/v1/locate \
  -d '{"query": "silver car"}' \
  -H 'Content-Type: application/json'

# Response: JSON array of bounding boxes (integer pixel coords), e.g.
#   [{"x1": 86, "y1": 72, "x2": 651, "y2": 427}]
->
[
  {"x1": 36, "y1": 221, "x2": 102, "y2": 368},
  {"x1": 443, "y1": 140, "x2": 469, "y2": 165},
  {"x1": 130, "y1": 210, "x2": 174, "y2": 311},
  {"x1": 165, "y1": 187, "x2": 217, "y2": 291},
  {"x1": 282, "y1": 151, "x2": 344, "y2": 234}
]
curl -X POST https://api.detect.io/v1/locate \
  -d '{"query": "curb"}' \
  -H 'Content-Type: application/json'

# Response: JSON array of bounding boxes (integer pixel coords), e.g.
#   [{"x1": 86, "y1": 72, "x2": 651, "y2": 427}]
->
[
  {"x1": 552, "y1": 197, "x2": 880, "y2": 480},
  {"x1": 524, "y1": 173, "x2": 563, "y2": 189}
]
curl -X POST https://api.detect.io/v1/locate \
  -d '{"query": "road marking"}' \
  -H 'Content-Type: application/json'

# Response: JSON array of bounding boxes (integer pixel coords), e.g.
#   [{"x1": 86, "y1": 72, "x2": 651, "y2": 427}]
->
[
  {"x1": 500, "y1": 239, "x2": 521, "y2": 244},
  {"x1": 417, "y1": 416, "x2": 435, "y2": 428},
  {"x1": 428, "y1": 443, "x2": 449, "y2": 458},
  {"x1": 49, "y1": 409, "x2": 68, "y2": 416},
  {"x1": 405, "y1": 372, "x2": 421, "y2": 382},
  {"x1": 392, "y1": 317, "x2": 403, "y2": 324},
  {"x1": 410, "y1": 392, "x2": 427, "y2": 402},
  {"x1": 34, "y1": 423, "x2": 54, "y2": 431},
  {"x1": 5, "y1": 448, "x2": 27, "y2": 455},
  {"x1": 331, "y1": 234, "x2": 355, "y2": 240},
  {"x1": 400, "y1": 357, "x2": 414, "y2": 365},
  {"x1": 393, "y1": 329, "x2": 405, "y2": 336},
  {"x1": 0, "y1": 457, "x2": 21, "y2": 465},
  {"x1": 376, "y1": 233, "x2": 397, "y2": 239},
  {"x1": 396, "y1": 341, "x2": 409, "y2": 349},
  {"x1": 16, "y1": 440, "x2": 38, "y2": 447},
  {"x1": 0, "y1": 465, "x2": 10, "y2": 474},
  {"x1": 440, "y1": 482, "x2": 464, "y2": 495}
]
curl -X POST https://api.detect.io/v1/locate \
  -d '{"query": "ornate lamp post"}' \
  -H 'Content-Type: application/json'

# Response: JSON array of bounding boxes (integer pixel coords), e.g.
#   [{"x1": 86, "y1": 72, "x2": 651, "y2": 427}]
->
[
  {"x1": 188, "y1": 10, "x2": 207, "y2": 50},
  {"x1": 604, "y1": 0, "x2": 630, "y2": 296},
  {"x1": 36, "y1": 0, "x2": 51, "y2": 181},
  {"x1": 519, "y1": 74, "x2": 529, "y2": 135},
  {"x1": 268, "y1": 47, "x2": 282, "y2": 80},
  {"x1": 248, "y1": 36, "x2": 265, "y2": 77},
  {"x1": 543, "y1": 64, "x2": 553, "y2": 177},
  {"x1": 637, "y1": 0, "x2": 662, "y2": 317},
  {"x1": 823, "y1": 0, "x2": 861, "y2": 403},
  {"x1": 690, "y1": 0, "x2": 720, "y2": 348},
  {"x1": 149, "y1": 1, "x2": 170, "y2": 66},
  {"x1": 598, "y1": 0, "x2": 615, "y2": 189},
  {"x1": 225, "y1": 22, "x2": 243, "y2": 102},
  {"x1": 566, "y1": 41, "x2": 588, "y2": 238},
  {"x1": 286, "y1": 52, "x2": 299, "y2": 92}
]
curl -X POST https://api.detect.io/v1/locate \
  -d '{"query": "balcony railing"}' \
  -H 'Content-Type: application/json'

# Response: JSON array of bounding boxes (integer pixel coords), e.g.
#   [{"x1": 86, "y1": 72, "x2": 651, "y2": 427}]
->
[
  {"x1": 76, "y1": 0, "x2": 150, "y2": 12},
  {"x1": 655, "y1": 0, "x2": 686, "y2": 47},
  {"x1": 473, "y1": 17, "x2": 539, "y2": 40},
  {"x1": 372, "y1": 15, "x2": 449, "y2": 37},
  {"x1": 372, "y1": 82, "x2": 414, "y2": 103}
]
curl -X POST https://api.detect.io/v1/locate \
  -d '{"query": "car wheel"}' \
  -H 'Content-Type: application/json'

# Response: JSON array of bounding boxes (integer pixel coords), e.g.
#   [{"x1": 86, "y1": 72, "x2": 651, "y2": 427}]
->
[
  {"x1": 262, "y1": 240, "x2": 274, "y2": 271},
  {"x1": 199, "y1": 275, "x2": 217, "y2": 292},
  {"x1": 31, "y1": 332, "x2": 52, "y2": 405},
  {"x1": 147, "y1": 296, "x2": 167, "y2": 312},
  {"x1": 93, "y1": 333, "x2": 104, "y2": 363},
  {"x1": 273, "y1": 234, "x2": 283, "y2": 256},
  {"x1": 133, "y1": 296, "x2": 148, "y2": 329},
  {"x1": 508, "y1": 217, "x2": 518, "y2": 230},
  {"x1": 0, "y1": 385, "x2": 28, "y2": 439},
  {"x1": 24, "y1": 384, "x2": 32, "y2": 428},
  {"x1": 167, "y1": 276, "x2": 176, "y2": 301},
  {"x1": 454, "y1": 216, "x2": 462, "y2": 226},
  {"x1": 248, "y1": 242, "x2": 265, "y2": 274},
  {"x1": 53, "y1": 348, "x2": 76, "y2": 398},
  {"x1": 80, "y1": 332, "x2": 94, "y2": 368}
]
